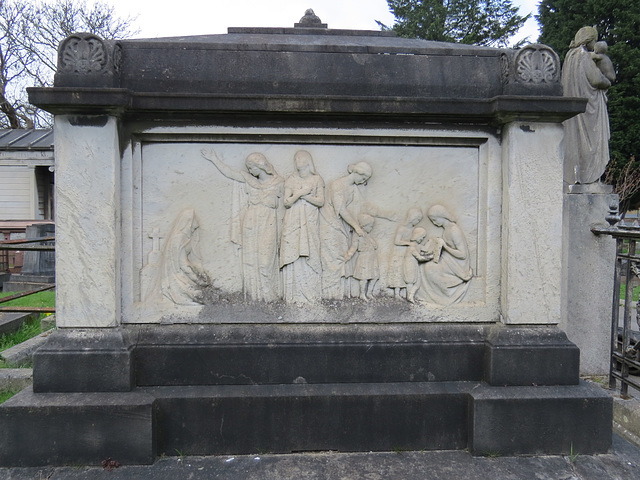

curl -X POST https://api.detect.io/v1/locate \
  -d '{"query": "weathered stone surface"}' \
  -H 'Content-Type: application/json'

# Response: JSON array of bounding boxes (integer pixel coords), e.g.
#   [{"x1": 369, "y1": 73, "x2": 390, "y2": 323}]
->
[
  {"x1": 0, "y1": 313, "x2": 35, "y2": 337},
  {"x1": 469, "y1": 381, "x2": 612, "y2": 455},
  {"x1": 0, "y1": 329, "x2": 53, "y2": 366},
  {"x1": 33, "y1": 329, "x2": 133, "y2": 392},
  {"x1": 4, "y1": 435, "x2": 640, "y2": 480},
  {"x1": 0, "y1": 368, "x2": 32, "y2": 391},
  {"x1": 562, "y1": 193, "x2": 617, "y2": 375},
  {"x1": 0, "y1": 388, "x2": 155, "y2": 467},
  {"x1": 151, "y1": 382, "x2": 471, "y2": 455},
  {"x1": 54, "y1": 115, "x2": 121, "y2": 328},
  {"x1": 500, "y1": 122, "x2": 564, "y2": 325}
]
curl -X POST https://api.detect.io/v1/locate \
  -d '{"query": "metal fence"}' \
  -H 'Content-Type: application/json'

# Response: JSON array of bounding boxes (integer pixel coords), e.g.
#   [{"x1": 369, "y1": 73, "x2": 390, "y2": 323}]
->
[
  {"x1": 0, "y1": 236, "x2": 55, "y2": 315},
  {"x1": 593, "y1": 205, "x2": 640, "y2": 396}
]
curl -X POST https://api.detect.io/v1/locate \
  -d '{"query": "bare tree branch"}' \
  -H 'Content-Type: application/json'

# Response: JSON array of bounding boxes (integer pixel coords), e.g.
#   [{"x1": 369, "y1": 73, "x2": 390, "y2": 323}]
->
[{"x1": 0, "y1": 0, "x2": 138, "y2": 128}]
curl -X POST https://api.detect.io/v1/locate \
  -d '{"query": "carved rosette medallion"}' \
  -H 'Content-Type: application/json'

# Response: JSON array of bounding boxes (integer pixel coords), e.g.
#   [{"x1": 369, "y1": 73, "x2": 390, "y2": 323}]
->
[
  {"x1": 514, "y1": 44, "x2": 560, "y2": 84},
  {"x1": 58, "y1": 33, "x2": 108, "y2": 74}
]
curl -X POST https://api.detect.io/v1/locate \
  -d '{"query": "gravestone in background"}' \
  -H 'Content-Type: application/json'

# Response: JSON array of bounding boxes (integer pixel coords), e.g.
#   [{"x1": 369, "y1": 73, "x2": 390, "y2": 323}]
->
[
  {"x1": 0, "y1": 13, "x2": 613, "y2": 467},
  {"x1": 3, "y1": 223, "x2": 55, "y2": 292}
]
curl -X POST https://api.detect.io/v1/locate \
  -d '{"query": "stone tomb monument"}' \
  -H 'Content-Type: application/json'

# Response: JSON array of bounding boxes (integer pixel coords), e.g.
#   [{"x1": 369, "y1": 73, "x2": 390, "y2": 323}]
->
[{"x1": 0, "y1": 15, "x2": 612, "y2": 466}]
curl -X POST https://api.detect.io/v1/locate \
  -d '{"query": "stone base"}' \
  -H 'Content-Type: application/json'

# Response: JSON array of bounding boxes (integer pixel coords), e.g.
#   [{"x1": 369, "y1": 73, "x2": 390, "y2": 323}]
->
[
  {"x1": 0, "y1": 323, "x2": 612, "y2": 466},
  {"x1": 0, "y1": 388, "x2": 155, "y2": 467},
  {"x1": 469, "y1": 381, "x2": 612, "y2": 455},
  {"x1": 33, "y1": 329, "x2": 133, "y2": 392},
  {"x1": 0, "y1": 312, "x2": 36, "y2": 337},
  {"x1": 2, "y1": 274, "x2": 55, "y2": 292},
  {"x1": 562, "y1": 192, "x2": 617, "y2": 374}
]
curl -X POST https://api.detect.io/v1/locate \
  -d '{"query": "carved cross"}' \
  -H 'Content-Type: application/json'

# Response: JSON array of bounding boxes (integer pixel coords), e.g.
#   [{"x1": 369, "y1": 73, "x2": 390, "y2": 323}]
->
[{"x1": 149, "y1": 228, "x2": 162, "y2": 252}]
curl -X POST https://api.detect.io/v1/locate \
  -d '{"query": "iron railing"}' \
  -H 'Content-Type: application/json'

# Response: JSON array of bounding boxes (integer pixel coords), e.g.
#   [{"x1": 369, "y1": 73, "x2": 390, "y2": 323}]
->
[
  {"x1": 0, "y1": 236, "x2": 55, "y2": 314},
  {"x1": 593, "y1": 205, "x2": 640, "y2": 396}
]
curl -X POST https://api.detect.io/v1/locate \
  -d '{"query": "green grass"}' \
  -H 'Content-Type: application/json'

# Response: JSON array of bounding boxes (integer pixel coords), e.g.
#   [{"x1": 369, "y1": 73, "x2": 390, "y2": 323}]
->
[
  {"x1": 0, "y1": 315, "x2": 45, "y2": 353},
  {"x1": 0, "y1": 389, "x2": 18, "y2": 404},
  {"x1": 0, "y1": 290, "x2": 55, "y2": 308},
  {"x1": 0, "y1": 290, "x2": 55, "y2": 367},
  {"x1": 620, "y1": 284, "x2": 640, "y2": 302}
]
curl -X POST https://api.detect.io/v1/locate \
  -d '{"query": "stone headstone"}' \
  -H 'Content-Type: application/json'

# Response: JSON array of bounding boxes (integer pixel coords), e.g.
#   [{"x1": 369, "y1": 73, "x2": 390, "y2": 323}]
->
[{"x1": 3, "y1": 223, "x2": 54, "y2": 292}]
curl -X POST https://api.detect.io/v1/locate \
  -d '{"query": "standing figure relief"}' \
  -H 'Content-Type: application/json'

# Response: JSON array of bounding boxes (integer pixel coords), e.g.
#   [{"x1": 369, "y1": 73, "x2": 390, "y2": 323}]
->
[
  {"x1": 319, "y1": 161, "x2": 372, "y2": 299},
  {"x1": 280, "y1": 151, "x2": 325, "y2": 303},
  {"x1": 202, "y1": 149, "x2": 284, "y2": 302},
  {"x1": 387, "y1": 207, "x2": 423, "y2": 299},
  {"x1": 345, "y1": 213, "x2": 379, "y2": 301},
  {"x1": 183, "y1": 150, "x2": 474, "y2": 306}
]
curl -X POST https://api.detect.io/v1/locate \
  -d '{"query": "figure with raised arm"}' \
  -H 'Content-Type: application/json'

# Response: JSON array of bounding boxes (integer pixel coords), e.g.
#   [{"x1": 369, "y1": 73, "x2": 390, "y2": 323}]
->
[{"x1": 202, "y1": 149, "x2": 284, "y2": 301}]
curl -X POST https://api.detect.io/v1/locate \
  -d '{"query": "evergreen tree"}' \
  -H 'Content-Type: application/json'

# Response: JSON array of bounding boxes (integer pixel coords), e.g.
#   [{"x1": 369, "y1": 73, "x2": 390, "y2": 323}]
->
[
  {"x1": 538, "y1": 0, "x2": 640, "y2": 209},
  {"x1": 380, "y1": 0, "x2": 530, "y2": 47}
]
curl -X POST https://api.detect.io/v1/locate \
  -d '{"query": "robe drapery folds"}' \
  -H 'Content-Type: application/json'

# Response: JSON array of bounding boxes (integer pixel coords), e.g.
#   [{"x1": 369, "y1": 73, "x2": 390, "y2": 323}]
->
[{"x1": 562, "y1": 45, "x2": 611, "y2": 185}]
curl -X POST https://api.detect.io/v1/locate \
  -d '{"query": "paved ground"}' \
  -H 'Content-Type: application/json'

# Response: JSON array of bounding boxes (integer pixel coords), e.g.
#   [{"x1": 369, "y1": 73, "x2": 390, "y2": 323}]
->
[{"x1": 1, "y1": 434, "x2": 639, "y2": 480}]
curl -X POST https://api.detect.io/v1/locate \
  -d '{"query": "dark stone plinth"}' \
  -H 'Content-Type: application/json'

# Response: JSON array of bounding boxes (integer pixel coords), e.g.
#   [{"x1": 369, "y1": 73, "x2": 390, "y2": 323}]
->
[
  {"x1": 33, "y1": 329, "x2": 133, "y2": 392},
  {"x1": 0, "y1": 323, "x2": 609, "y2": 466},
  {"x1": 31, "y1": 324, "x2": 583, "y2": 392},
  {"x1": 484, "y1": 326, "x2": 580, "y2": 386},
  {"x1": 0, "y1": 388, "x2": 155, "y2": 467},
  {"x1": 150, "y1": 382, "x2": 471, "y2": 455},
  {"x1": 468, "y1": 381, "x2": 612, "y2": 455},
  {"x1": 132, "y1": 324, "x2": 486, "y2": 386}
]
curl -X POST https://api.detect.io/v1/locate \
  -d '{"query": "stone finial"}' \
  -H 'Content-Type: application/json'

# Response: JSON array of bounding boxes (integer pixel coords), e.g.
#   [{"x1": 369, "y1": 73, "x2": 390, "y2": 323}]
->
[
  {"x1": 294, "y1": 9, "x2": 328, "y2": 29},
  {"x1": 605, "y1": 201, "x2": 621, "y2": 228}
]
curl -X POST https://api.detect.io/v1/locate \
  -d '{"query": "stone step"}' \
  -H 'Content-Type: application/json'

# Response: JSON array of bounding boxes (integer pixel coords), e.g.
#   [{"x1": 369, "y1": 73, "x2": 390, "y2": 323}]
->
[
  {"x1": 0, "y1": 387, "x2": 155, "y2": 467},
  {"x1": 0, "y1": 368, "x2": 32, "y2": 391},
  {"x1": 150, "y1": 381, "x2": 612, "y2": 457},
  {"x1": 0, "y1": 380, "x2": 612, "y2": 466},
  {"x1": 0, "y1": 312, "x2": 36, "y2": 337},
  {"x1": 2, "y1": 281, "x2": 53, "y2": 293},
  {"x1": 0, "y1": 329, "x2": 54, "y2": 366}
]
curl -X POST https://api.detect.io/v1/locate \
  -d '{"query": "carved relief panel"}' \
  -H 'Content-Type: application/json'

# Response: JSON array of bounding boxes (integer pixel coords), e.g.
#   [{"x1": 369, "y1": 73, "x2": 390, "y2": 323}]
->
[{"x1": 123, "y1": 131, "x2": 498, "y2": 324}]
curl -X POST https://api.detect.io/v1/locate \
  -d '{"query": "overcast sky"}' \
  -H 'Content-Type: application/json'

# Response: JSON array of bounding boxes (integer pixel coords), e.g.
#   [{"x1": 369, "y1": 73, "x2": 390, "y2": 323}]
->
[{"x1": 105, "y1": 0, "x2": 541, "y2": 46}]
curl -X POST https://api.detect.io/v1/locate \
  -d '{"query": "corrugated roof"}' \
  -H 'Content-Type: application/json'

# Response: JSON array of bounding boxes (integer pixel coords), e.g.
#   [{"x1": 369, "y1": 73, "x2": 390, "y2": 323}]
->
[{"x1": 0, "y1": 129, "x2": 53, "y2": 150}]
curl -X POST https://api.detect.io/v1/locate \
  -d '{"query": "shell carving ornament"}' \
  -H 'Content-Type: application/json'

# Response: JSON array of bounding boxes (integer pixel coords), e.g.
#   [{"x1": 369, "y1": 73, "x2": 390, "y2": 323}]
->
[
  {"x1": 515, "y1": 45, "x2": 560, "y2": 84},
  {"x1": 58, "y1": 33, "x2": 108, "y2": 74}
]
